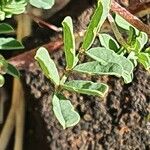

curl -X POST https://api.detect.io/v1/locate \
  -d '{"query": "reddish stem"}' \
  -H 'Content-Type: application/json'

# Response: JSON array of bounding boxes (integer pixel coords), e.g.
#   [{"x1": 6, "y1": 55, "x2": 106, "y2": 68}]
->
[
  {"x1": 9, "y1": 39, "x2": 63, "y2": 70},
  {"x1": 111, "y1": 0, "x2": 150, "y2": 36},
  {"x1": 26, "y1": 13, "x2": 62, "y2": 32}
]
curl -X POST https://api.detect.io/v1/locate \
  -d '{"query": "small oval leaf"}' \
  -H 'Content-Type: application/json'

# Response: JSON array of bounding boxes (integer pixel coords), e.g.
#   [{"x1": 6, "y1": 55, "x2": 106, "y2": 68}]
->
[
  {"x1": 63, "y1": 80, "x2": 108, "y2": 97},
  {"x1": 74, "y1": 61, "x2": 123, "y2": 77},
  {"x1": 52, "y1": 94, "x2": 80, "y2": 129},
  {"x1": 62, "y1": 16, "x2": 77, "y2": 69},
  {"x1": 86, "y1": 47, "x2": 134, "y2": 83},
  {"x1": 35, "y1": 47, "x2": 60, "y2": 85}
]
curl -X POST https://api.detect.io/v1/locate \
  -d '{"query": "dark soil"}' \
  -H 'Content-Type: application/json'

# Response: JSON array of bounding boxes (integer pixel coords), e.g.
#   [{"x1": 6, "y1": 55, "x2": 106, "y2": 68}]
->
[{"x1": 22, "y1": 50, "x2": 150, "y2": 150}]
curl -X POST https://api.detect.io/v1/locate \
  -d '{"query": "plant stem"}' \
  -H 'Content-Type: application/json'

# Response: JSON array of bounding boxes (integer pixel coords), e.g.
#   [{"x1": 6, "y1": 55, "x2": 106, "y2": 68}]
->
[
  {"x1": 14, "y1": 79, "x2": 25, "y2": 150},
  {"x1": 111, "y1": 0, "x2": 150, "y2": 36},
  {"x1": 26, "y1": 12, "x2": 62, "y2": 32},
  {"x1": 0, "y1": 79, "x2": 17, "y2": 150},
  {"x1": 108, "y1": 13, "x2": 131, "y2": 53},
  {"x1": 8, "y1": 39, "x2": 63, "y2": 70}
]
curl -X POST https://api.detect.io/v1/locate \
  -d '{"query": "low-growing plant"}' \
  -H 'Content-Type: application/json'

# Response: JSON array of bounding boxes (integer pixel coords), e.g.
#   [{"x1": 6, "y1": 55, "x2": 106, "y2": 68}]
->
[
  {"x1": 35, "y1": 0, "x2": 150, "y2": 129},
  {"x1": 0, "y1": 0, "x2": 55, "y2": 20},
  {"x1": 0, "y1": 0, "x2": 55, "y2": 87},
  {"x1": 0, "y1": 23, "x2": 24, "y2": 87}
]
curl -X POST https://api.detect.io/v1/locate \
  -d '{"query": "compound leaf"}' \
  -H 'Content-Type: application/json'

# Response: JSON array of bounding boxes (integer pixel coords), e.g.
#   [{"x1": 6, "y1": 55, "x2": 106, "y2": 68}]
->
[
  {"x1": 74, "y1": 61, "x2": 123, "y2": 77},
  {"x1": 62, "y1": 16, "x2": 77, "y2": 69},
  {"x1": 52, "y1": 94, "x2": 80, "y2": 129},
  {"x1": 35, "y1": 47, "x2": 60, "y2": 85},
  {"x1": 81, "y1": 0, "x2": 111, "y2": 50},
  {"x1": 63, "y1": 80, "x2": 108, "y2": 97}
]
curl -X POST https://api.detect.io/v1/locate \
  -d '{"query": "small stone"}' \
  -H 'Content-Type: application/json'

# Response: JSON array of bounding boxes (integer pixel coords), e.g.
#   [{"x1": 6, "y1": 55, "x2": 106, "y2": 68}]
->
[{"x1": 83, "y1": 114, "x2": 92, "y2": 121}]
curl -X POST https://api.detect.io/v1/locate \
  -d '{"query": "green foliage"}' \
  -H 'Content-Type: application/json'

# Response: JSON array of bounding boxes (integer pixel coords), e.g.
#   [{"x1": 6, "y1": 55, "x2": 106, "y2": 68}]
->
[
  {"x1": 34, "y1": 47, "x2": 60, "y2": 85},
  {"x1": 62, "y1": 16, "x2": 77, "y2": 70},
  {"x1": 81, "y1": 0, "x2": 111, "y2": 51},
  {"x1": 99, "y1": 33, "x2": 120, "y2": 52},
  {"x1": 6, "y1": 63, "x2": 20, "y2": 78},
  {"x1": 0, "y1": 0, "x2": 27, "y2": 20},
  {"x1": 74, "y1": 61, "x2": 123, "y2": 77},
  {"x1": 0, "y1": 0, "x2": 55, "y2": 20},
  {"x1": 86, "y1": 47, "x2": 134, "y2": 83},
  {"x1": 113, "y1": 14, "x2": 150, "y2": 70},
  {"x1": 63, "y1": 80, "x2": 108, "y2": 97},
  {"x1": 0, "y1": 23, "x2": 24, "y2": 87},
  {"x1": 0, "y1": 38, "x2": 24, "y2": 50},
  {"x1": 52, "y1": 94, "x2": 80, "y2": 129},
  {"x1": 115, "y1": 14, "x2": 139, "y2": 34},
  {"x1": 137, "y1": 53, "x2": 150, "y2": 70},
  {"x1": 35, "y1": 0, "x2": 150, "y2": 129},
  {"x1": 0, "y1": 23, "x2": 14, "y2": 33},
  {"x1": 29, "y1": 0, "x2": 55, "y2": 9},
  {"x1": 0, "y1": 74, "x2": 5, "y2": 87},
  {"x1": 0, "y1": 54, "x2": 20, "y2": 87}
]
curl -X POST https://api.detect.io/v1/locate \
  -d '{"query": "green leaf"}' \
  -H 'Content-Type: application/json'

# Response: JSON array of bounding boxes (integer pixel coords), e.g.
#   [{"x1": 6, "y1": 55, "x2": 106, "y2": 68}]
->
[
  {"x1": 62, "y1": 16, "x2": 77, "y2": 69},
  {"x1": 0, "y1": 0, "x2": 27, "y2": 20},
  {"x1": 0, "y1": 11, "x2": 5, "y2": 21},
  {"x1": 127, "y1": 51, "x2": 138, "y2": 67},
  {"x1": 99, "y1": 33, "x2": 120, "y2": 52},
  {"x1": 138, "y1": 52, "x2": 150, "y2": 70},
  {"x1": 6, "y1": 63, "x2": 20, "y2": 78},
  {"x1": 52, "y1": 94, "x2": 80, "y2": 129},
  {"x1": 0, "y1": 38, "x2": 24, "y2": 50},
  {"x1": 29, "y1": 0, "x2": 55, "y2": 9},
  {"x1": 132, "y1": 32, "x2": 148, "y2": 53},
  {"x1": 127, "y1": 26, "x2": 137, "y2": 44},
  {"x1": 0, "y1": 23, "x2": 14, "y2": 34},
  {"x1": 0, "y1": 74, "x2": 5, "y2": 87},
  {"x1": 81, "y1": 0, "x2": 111, "y2": 50},
  {"x1": 35, "y1": 47, "x2": 60, "y2": 85},
  {"x1": 74, "y1": 61, "x2": 123, "y2": 77},
  {"x1": 115, "y1": 14, "x2": 139, "y2": 35},
  {"x1": 86, "y1": 47, "x2": 134, "y2": 83},
  {"x1": 62, "y1": 80, "x2": 108, "y2": 97},
  {"x1": 145, "y1": 47, "x2": 150, "y2": 53}
]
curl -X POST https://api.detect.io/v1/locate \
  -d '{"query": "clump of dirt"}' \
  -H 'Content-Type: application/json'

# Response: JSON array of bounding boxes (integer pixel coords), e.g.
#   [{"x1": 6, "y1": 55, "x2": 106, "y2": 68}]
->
[{"x1": 23, "y1": 50, "x2": 150, "y2": 150}]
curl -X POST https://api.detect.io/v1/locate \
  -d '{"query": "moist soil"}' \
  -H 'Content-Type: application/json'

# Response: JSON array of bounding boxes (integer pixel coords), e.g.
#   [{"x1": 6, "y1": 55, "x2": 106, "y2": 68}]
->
[{"x1": 22, "y1": 49, "x2": 150, "y2": 150}]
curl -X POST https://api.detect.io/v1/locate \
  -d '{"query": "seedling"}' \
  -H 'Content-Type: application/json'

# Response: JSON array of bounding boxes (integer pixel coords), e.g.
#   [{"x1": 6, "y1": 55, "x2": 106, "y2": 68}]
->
[
  {"x1": 35, "y1": 0, "x2": 150, "y2": 129},
  {"x1": 0, "y1": 0, "x2": 55, "y2": 87}
]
